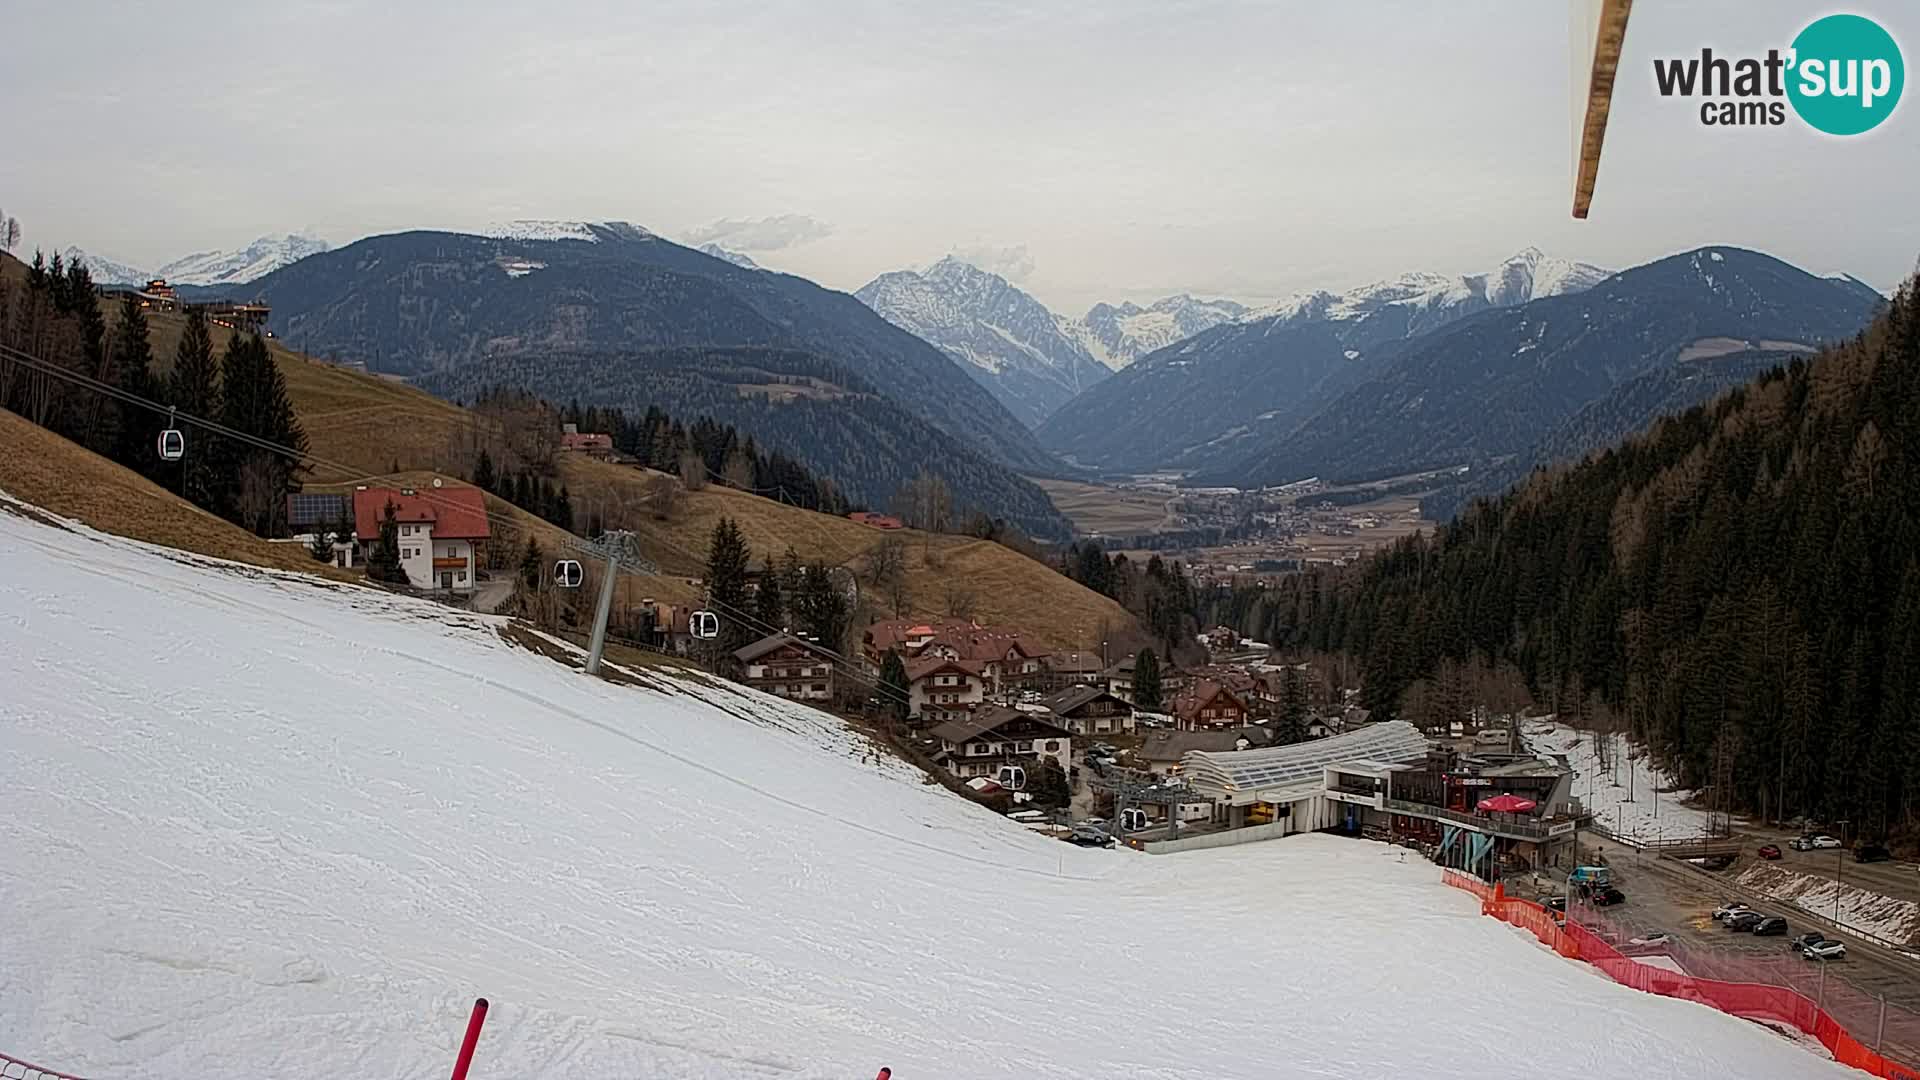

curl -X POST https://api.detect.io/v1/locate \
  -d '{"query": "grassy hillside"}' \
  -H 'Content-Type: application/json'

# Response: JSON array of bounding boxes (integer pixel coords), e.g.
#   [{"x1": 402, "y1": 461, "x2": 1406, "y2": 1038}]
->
[
  {"x1": 128, "y1": 305, "x2": 1134, "y2": 651},
  {"x1": 0, "y1": 407, "x2": 355, "y2": 579}
]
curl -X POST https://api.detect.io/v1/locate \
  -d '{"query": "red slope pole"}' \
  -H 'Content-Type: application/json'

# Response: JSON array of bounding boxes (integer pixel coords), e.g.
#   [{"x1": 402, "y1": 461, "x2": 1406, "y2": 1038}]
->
[{"x1": 450, "y1": 997, "x2": 489, "y2": 1080}]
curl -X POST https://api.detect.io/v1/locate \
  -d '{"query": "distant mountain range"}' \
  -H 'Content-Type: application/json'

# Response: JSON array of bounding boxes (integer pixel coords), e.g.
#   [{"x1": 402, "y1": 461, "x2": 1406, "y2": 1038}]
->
[
  {"x1": 1206, "y1": 247, "x2": 1884, "y2": 492},
  {"x1": 856, "y1": 257, "x2": 1111, "y2": 427},
  {"x1": 1065, "y1": 295, "x2": 1247, "y2": 370},
  {"x1": 66, "y1": 233, "x2": 330, "y2": 287},
  {"x1": 214, "y1": 222, "x2": 1070, "y2": 537},
  {"x1": 696, "y1": 243, "x2": 760, "y2": 270},
  {"x1": 1038, "y1": 248, "x2": 1610, "y2": 474}
]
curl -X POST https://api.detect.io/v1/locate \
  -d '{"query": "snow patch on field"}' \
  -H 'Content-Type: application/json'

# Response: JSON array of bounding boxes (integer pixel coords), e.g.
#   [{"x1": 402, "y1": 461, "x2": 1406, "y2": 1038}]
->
[
  {"x1": 1523, "y1": 721, "x2": 1721, "y2": 841},
  {"x1": 1737, "y1": 864, "x2": 1920, "y2": 947},
  {"x1": 0, "y1": 503, "x2": 1858, "y2": 1078}
]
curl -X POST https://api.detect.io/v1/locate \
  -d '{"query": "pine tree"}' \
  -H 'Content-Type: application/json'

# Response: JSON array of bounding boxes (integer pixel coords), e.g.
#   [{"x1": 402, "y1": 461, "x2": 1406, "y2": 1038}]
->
[
  {"x1": 309, "y1": 523, "x2": 335, "y2": 562},
  {"x1": 1133, "y1": 649, "x2": 1162, "y2": 710},
  {"x1": 519, "y1": 537, "x2": 545, "y2": 590},
  {"x1": 216, "y1": 333, "x2": 307, "y2": 535},
  {"x1": 554, "y1": 485, "x2": 574, "y2": 532},
  {"x1": 473, "y1": 448, "x2": 496, "y2": 493},
  {"x1": 366, "y1": 502, "x2": 408, "y2": 584},
  {"x1": 168, "y1": 307, "x2": 221, "y2": 509},
  {"x1": 879, "y1": 649, "x2": 910, "y2": 724},
  {"x1": 754, "y1": 554, "x2": 786, "y2": 630},
  {"x1": 797, "y1": 561, "x2": 850, "y2": 652},
  {"x1": 705, "y1": 517, "x2": 752, "y2": 647},
  {"x1": 1277, "y1": 666, "x2": 1308, "y2": 744}
]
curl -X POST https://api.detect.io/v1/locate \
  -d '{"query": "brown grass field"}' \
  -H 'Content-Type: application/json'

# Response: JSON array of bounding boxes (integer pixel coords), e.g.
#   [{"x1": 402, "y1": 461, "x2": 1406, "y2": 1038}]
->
[
  {"x1": 1, "y1": 279, "x2": 1134, "y2": 651},
  {"x1": 1031, "y1": 477, "x2": 1174, "y2": 536},
  {"x1": 0, "y1": 408, "x2": 357, "y2": 579}
]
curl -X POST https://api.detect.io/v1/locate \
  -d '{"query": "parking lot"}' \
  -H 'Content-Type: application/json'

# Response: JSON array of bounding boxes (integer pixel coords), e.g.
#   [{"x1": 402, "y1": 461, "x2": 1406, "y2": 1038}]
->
[{"x1": 1561, "y1": 837, "x2": 1920, "y2": 1064}]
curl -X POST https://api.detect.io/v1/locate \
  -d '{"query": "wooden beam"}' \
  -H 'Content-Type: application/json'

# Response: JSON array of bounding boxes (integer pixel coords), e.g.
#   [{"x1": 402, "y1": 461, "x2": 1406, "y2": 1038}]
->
[{"x1": 1573, "y1": 0, "x2": 1634, "y2": 219}]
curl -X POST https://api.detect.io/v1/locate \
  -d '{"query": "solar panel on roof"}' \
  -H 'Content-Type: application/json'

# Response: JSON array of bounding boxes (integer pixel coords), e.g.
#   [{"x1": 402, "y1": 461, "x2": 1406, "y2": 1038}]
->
[{"x1": 1182, "y1": 721, "x2": 1430, "y2": 792}]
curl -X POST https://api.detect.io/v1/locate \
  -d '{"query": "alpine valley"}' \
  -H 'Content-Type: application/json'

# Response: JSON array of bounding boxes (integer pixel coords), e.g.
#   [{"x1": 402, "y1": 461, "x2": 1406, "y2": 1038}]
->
[{"x1": 207, "y1": 222, "x2": 1074, "y2": 538}]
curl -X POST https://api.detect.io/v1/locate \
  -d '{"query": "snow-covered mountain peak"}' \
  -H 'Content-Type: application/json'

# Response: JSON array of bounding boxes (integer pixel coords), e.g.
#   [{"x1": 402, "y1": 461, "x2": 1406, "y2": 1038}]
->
[
  {"x1": 60, "y1": 246, "x2": 151, "y2": 287},
  {"x1": 155, "y1": 233, "x2": 331, "y2": 286},
  {"x1": 697, "y1": 242, "x2": 760, "y2": 270},
  {"x1": 1241, "y1": 250, "x2": 1609, "y2": 329},
  {"x1": 856, "y1": 259, "x2": 1109, "y2": 426}
]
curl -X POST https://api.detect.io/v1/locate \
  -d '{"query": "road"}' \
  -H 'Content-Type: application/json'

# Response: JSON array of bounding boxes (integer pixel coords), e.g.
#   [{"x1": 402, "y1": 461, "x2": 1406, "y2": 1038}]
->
[
  {"x1": 1738, "y1": 823, "x2": 1920, "y2": 904},
  {"x1": 1568, "y1": 837, "x2": 1920, "y2": 1065}
]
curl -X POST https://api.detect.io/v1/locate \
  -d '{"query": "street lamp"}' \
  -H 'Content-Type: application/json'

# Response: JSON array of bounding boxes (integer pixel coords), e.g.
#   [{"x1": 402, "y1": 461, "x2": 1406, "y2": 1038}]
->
[{"x1": 1834, "y1": 819, "x2": 1849, "y2": 928}]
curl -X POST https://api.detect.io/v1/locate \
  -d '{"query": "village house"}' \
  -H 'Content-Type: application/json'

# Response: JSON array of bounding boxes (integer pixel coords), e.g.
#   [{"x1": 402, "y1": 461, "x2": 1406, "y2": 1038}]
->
[
  {"x1": 1038, "y1": 686, "x2": 1135, "y2": 737},
  {"x1": 1140, "y1": 727, "x2": 1272, "y2": 776},
  {"x1": 1103, "y1": 655, "x2": 1137, "y2": 703},
  {"x1": 929, "y1": 706, "x2": 1072, "y2": 782},
  {"x1": 351, "y1": 485, "x2": 489, "y2": 593},
  {"x1": 1043, "y1": 650, "x2": 1106, "y2": 689},
  {"x1": 906, "y1": 657, "x2": 987, "y2": 724},
  {"x1": 1171, "y1": 680, "x2": 1250, "y2": 732},
  {"x1": 286, "y1": 493, "x2": 356, "y2": 568},
  {"x1": 559, "y1": 423, "x2": 614, "y2": 459},
  {"x1": 733, "y1": 633, "x2": 836, "y2": 703},
  {"x1": 865, "y1": 617, "x2": 1049, "y2": 695}
]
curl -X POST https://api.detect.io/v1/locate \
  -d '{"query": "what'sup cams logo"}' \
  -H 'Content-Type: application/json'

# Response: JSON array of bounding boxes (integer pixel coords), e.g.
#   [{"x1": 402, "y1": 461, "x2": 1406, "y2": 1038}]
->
[{"x1": 1653, "y1": 13, "x2": 1904, "y2": 134}]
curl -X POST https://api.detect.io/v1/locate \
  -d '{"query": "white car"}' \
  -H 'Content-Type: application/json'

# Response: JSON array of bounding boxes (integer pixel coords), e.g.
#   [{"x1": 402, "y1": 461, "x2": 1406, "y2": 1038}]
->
[
  {"x1": 1805, "y1": 939, "x2": 1848, "y2": 961},
  {"x1": 1791, "y1": 834, "x2": 1842, "y2": 851},
  {"x1": 1629, "y1": 931, "x2": 1671, "y2": 946},
  {"x1": 1712, "y1": 902, "x2": 1750, "y2": 921}
]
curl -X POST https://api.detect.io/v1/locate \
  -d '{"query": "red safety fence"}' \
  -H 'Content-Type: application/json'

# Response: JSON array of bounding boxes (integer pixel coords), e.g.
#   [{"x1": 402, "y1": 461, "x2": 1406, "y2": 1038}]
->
[
  {"x1": 0, "y1": 1051, "x2": 88, "y2": 1080},
  {"x1": 1442, "y1": 874, "x2": 1920, "y2": 1080}
]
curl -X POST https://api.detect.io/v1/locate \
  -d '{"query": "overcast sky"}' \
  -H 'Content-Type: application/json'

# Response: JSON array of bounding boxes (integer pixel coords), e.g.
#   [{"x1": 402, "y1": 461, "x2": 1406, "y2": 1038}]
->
[{"x1": 4, "y1": 1, "x2": 1916, "y2": 312}]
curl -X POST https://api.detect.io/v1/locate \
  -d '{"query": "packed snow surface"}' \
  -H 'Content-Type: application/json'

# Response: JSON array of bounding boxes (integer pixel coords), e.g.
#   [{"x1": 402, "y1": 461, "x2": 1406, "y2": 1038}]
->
[
  {"x1": 0, "y1": 504, "x2": 1852, "y2": 1079},
  {"x1": 1525, "y1": 720, "x2": 1723, "y2": 842},
  {"x1": 1737, "y1": 864, "x2": 1920, "y2": 947}
]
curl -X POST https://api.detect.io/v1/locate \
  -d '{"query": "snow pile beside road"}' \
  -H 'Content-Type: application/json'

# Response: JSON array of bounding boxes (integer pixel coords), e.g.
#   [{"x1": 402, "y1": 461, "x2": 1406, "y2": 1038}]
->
[
  {"x1": 1524, "y1": 720, "x2": 1722, "y2": 841},
  {"x1": 0, "y1": 501, "x2": 1858, "y2": 1079},
  {"x1": 1738, "y1": 863, "x2": 1920, "y2": 947}
]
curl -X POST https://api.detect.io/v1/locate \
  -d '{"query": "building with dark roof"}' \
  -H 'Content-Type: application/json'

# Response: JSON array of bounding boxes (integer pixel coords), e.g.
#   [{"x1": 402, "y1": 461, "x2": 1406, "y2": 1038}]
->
[
  {"x1": 928, "y1": 705, "x2": 1072, "y2": 782},
  {"x1": 733, "y1": 633, "x2": 835, "y2": 704},
  {"x1": 1038, "y1": 686, "x2": 1134, "y2": 737}
]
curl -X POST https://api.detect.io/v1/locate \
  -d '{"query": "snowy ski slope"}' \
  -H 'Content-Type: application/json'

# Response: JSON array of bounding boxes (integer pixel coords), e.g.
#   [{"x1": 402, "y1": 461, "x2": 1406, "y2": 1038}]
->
[{"x1": 0, "y1": 499, "x2": 1855, "y2": 1079}]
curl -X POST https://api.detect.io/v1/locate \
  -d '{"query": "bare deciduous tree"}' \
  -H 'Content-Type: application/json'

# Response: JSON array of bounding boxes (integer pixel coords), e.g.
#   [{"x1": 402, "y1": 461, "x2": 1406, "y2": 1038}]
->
[
  {"x1": 943, "y1": 581, "x2": 978, "y2": 620},
  {"x1": 679, "y1": 450, "x2": 708, "y2": 491}
]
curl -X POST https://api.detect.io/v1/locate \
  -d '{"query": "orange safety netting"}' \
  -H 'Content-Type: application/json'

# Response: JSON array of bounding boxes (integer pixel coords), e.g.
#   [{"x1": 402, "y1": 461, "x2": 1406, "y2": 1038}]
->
[{"x1": 1441, "y1": 873, "x2": 1920, "y2": 1080}]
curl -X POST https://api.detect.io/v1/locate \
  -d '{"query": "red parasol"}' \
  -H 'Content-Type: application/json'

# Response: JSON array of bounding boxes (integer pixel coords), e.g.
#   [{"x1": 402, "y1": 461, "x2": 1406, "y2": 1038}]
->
[{"x1": 1477, "y1": 793, "x2": 1537, "y2": 813}]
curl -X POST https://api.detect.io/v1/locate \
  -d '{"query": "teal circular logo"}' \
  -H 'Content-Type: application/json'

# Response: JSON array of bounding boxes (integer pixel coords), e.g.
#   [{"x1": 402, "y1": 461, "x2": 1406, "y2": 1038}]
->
[{"x1": 1787, "y1": 14, "x2": 1904, "y2": 135}]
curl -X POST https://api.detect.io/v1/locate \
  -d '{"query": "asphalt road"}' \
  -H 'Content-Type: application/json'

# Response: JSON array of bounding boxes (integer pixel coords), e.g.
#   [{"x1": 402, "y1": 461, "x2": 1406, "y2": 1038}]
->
[
  {"x1": 1737, "y1": 824, "x2": 1920, "y2": 904},
  {"x1": 1570, "y1": 838, "x2": 1920, "y2": 1064}
]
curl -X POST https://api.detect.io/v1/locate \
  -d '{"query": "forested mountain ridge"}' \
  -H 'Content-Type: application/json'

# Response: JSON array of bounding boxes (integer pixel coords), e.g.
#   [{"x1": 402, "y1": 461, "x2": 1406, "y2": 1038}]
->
[
  {"x1": 1419, "y1": 347, "x2": 1806, "y2": 521},
  {"x1": 1257, "y1": 278, "x2": 1920, "y2": 835},
  {"x1": 1212, "y1": 247, "x2": 1884, "y2": 490},
  {"x1": 227, "y1": 225, "x2": 1061, "y2": 476},
  {"x1": 417, "y1": 346, "x2": 1073, "y2": 539}
]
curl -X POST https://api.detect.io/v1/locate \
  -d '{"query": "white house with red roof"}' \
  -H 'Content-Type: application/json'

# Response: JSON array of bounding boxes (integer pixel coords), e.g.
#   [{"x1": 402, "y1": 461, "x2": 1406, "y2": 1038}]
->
[{"x1": 352, "y1": 485, "x2": 490, "y2": 593}]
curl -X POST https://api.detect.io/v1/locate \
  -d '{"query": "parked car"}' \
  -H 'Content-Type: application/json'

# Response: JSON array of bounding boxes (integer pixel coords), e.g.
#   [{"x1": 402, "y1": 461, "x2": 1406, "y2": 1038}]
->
[
  {"x1": 1753, "y1": 916, "x2": 1789, "y2": 936},
  {"x1": 1791, "y1": 834, "x2": 1842, "y2": 851},
  {"x1": 1544, "y1": 895, "x2": 1567, "y2": 912},
  {"x1": 1805, "y1": 939, "x2": 1848, "y2": 961},
  {"x1": 1855, "y1": 843, "x2": 1892, "y2": 863},
  {"x1": 1792, "y1": 933, "x2": 1828, "y2": 955},
  {"x1": 1629, "y1": 931, "x2": 1671, "y2": 946},
  {"x1": 1757, "y1": 844, "x2": 1783, "y2": 860},
  {"x1": 1591, "y1": 886, "x2": 1627, "y2": 907},
  {"x1": 1068, "y1": 824, "x2": 1114, "y2": 848},
  {"x1": 1727, "y1": 911, "x2": 1765, "y2": 932},
  {"x1": 1713, "y1": 901, "x2": 1751, "y2": 921}
]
